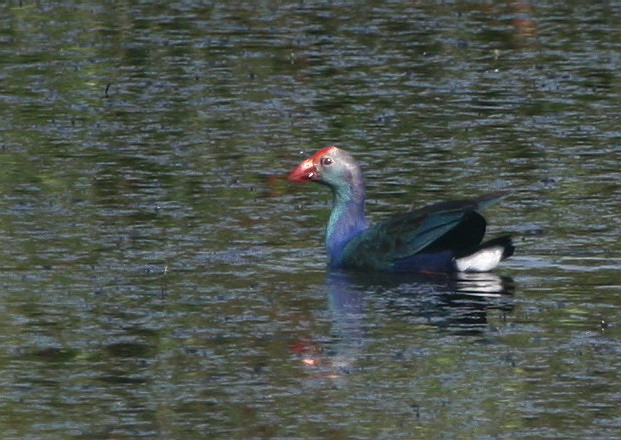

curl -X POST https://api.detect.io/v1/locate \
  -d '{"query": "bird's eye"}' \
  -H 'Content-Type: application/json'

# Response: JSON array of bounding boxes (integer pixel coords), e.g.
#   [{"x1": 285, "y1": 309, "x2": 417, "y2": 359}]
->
[{"x1": 321, "y1": 156, "x2": 333, "y2": 166}]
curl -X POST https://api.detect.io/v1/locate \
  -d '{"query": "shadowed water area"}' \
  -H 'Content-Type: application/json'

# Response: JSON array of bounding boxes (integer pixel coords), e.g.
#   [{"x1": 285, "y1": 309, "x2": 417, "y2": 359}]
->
[{"x1": 0, "y1": 1, "x2": 620, "y2": 438}]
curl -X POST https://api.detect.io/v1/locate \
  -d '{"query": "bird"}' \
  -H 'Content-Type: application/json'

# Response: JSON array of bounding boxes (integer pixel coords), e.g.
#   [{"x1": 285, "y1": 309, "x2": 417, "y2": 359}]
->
[{"x1": 288, "y1": 146, "x2": 514, "y2": 273}]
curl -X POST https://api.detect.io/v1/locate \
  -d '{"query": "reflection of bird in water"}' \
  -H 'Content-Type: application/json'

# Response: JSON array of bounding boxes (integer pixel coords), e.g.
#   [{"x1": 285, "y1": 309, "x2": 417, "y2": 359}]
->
[{"x1": 292, "y1": 271, "x2": 515, "y2": 378}]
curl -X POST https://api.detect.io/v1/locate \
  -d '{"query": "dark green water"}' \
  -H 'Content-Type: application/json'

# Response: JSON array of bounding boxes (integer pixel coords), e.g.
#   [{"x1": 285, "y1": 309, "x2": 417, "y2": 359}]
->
[{"x1": 1, "y1": 1, "x2": 620, "y2": 439}]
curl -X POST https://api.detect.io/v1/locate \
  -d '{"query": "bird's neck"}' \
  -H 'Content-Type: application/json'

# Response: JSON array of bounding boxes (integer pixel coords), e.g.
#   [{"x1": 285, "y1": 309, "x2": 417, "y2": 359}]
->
[{"x1": 326, "y1": 182, "x2": 368, "y2": 267}]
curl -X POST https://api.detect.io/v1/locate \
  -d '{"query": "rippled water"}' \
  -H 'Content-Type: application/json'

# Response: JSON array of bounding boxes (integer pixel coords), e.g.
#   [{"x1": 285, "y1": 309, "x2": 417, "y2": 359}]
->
[{"x1": 1, "y1": 1, "x2": 620, "y2": 439}]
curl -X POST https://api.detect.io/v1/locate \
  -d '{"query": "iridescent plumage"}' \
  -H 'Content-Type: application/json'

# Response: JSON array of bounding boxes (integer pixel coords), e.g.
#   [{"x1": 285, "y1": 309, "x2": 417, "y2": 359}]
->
[{"x1": 288, "y1": 146, "x2": 514, "y2": 273}]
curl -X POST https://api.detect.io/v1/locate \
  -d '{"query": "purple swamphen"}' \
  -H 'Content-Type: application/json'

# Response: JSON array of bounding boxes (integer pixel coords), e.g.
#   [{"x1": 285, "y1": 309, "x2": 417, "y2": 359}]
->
[{"x1": 288, "y1": 146, "x2": 514, "y2": 273}]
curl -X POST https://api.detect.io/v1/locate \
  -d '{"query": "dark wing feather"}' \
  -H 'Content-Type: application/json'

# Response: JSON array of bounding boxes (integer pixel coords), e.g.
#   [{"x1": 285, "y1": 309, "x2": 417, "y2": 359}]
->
[
  {"x1": 341, "y1": 191, "x2": 509, "y2": 270},
  {"x1": 420, "y1": 211, "x2": 486, "y2": 256}
]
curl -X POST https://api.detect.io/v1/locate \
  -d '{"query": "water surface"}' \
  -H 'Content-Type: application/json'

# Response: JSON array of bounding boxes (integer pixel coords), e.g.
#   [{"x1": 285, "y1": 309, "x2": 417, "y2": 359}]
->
[{"x1": 1, "y1": 1, "x2": 620, "y2": 439}]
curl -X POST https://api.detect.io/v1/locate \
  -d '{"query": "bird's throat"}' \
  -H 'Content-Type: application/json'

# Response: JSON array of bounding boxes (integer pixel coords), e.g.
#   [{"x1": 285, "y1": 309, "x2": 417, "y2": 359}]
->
[{"x1": 326, "y1": 185, "x2": 368, "y2": 267}]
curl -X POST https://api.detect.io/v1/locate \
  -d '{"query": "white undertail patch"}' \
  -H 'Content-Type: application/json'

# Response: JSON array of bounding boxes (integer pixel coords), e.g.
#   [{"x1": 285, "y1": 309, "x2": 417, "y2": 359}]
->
[{"x1": 455, "y1": 246, "x2": 504, "y2": 272}]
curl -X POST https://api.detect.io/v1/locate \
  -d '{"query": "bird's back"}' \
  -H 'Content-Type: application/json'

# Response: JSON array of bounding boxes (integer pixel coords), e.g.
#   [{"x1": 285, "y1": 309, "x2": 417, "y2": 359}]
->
[{"x1": 337, "y1": 192, "x2": 509, "y2": 272}]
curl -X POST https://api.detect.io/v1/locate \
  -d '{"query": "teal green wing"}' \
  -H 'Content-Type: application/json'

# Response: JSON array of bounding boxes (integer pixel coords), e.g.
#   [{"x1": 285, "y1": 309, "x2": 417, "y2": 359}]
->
[{"x1": 340, "y1": 191, "x2": 509, "y2": 270}]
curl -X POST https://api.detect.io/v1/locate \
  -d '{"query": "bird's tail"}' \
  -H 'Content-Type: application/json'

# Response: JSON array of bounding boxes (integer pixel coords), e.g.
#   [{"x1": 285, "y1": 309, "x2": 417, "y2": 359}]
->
[{"x1": 455, "y1": 236, "x2": 514, "y2": 272}]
